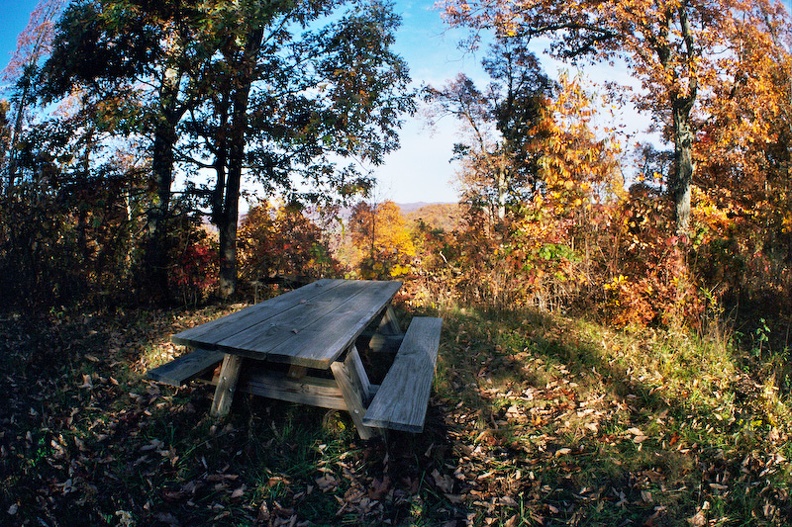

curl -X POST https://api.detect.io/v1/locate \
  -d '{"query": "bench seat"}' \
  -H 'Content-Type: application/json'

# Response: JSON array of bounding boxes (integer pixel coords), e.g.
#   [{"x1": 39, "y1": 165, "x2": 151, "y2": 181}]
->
[
  {"x1": 362, "y1": 317, "x2": 442, "y2": 433},
  {"x1": 146, "y1": 348, "x2": 225, "y2": 387}
]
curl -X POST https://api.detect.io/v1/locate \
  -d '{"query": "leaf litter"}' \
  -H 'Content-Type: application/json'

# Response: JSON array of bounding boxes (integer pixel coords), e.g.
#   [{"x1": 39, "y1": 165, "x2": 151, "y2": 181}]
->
[{"x1": 0, "y1": 306, "x2": 791, "y2": 525}]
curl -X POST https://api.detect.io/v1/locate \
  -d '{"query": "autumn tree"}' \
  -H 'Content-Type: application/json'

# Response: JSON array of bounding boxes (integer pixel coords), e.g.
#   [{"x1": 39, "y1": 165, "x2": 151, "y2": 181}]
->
[
  {"x1": 693, "y1": 5, "x2": 792, "y2": 307},
  {"x1": 531, "y1": 72, "x2": 623, "y2": 214},
  {"x1": 0, "y1": 0, "x2": 156, "y2": 309},
  {"x1": 42, "y1": 0, "x2": 215, "y2": 302},
  {"x1": 348, "y1": 200, "x2": 415, "y2": 279},
  {"x1": 428, "y1": 38, "x2": 553, "y2": 221},
  {"x1": 41, "y1": 0, "x2": 414, "y2": 303},
  {"x1": 1, "y1": 0, "x2": 65, "y2": 194},
  {"x1": 237, "y1": 202, "x2": 340, "y2": 287},
  {"x1": 441, "y1": 0, "x2": 788, "y2": 235},
  {"x1": 184, "y1": 0, "x2": 414, "y2": 299}
]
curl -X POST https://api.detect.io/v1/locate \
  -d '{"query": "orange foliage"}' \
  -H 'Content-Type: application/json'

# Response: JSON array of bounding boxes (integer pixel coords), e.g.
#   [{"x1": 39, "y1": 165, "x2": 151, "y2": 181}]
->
[
  {"x1": 237, "y1": 203, "x2": 340, "y2": 286},
  {"x1": 530, "y1": 73, "x2": 624, "y2": 214},
  {"x1": 348, "y1": 200, "x2": 416, "y2": 279},
  {"x1": 690, "y1": 5, "x2": 792, "y2": 310},
  {"x1": 603, "y1": 186, "x2": 703, "y2": 327},
  {"x1": 441, "y1": 0, "x2": 788, "y2": 234}
]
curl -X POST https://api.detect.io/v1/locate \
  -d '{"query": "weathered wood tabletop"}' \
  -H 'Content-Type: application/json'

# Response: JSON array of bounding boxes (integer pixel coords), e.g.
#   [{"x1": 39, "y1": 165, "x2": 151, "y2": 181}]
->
[
  {"x1": 172, "y1": 278, "x2": 402, "y2": 369},
  {"x1": 171, "y1": 279, "x2": 404, "y2": 435},
  {"x1": 159, "y1": 278, "x2": 445, "y2": 437}
]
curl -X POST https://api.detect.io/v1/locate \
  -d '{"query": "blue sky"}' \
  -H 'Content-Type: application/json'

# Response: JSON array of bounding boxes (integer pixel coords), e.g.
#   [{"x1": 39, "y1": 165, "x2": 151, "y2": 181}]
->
[
  {"x1": 0, "y1": 1, "x2": 40, "y2": 67},
  {"x1": 6, "y1": 1, "x2": 788, "y2": 205}
]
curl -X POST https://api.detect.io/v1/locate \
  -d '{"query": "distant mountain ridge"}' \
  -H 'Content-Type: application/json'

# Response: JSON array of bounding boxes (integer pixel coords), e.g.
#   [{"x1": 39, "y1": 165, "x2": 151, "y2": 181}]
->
[
  {"x1": 397, "y1": 202, "x2": 448, "y2": 214},
  {"x1": 236, "y1": 201, "x2": 461, "y2": 231},
  {"x1": 402, "y1": 202, "x2": 463, "y2": 232}
]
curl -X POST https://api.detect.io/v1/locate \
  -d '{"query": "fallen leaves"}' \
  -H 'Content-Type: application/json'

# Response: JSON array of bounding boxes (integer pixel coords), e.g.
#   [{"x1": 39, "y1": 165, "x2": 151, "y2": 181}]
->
[
  {"x1": 4, "y1": 307, "x2": 792, "y2": 526},
  {"x1": 431, "y1": 468, "x2": 455, "y2": 494},
  {"x1": 315, "y1": 473, "x2": 338, "y2": 493},
  {"x1": 626, "y1": 427, "x2": 648, "y2": 443}
]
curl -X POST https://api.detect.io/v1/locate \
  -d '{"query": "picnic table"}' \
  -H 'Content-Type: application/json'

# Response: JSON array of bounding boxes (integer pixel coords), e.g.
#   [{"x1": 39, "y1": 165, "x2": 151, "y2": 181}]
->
[{"x1": 146, "y1": 279, "x2": 442, "y2": 439}]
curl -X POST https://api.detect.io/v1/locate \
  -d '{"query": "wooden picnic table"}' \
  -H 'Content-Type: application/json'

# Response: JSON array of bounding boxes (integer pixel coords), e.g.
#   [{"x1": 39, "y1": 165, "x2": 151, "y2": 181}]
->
[{"x1": 148, "y1": 279, "x2": 442, "y2": 438}]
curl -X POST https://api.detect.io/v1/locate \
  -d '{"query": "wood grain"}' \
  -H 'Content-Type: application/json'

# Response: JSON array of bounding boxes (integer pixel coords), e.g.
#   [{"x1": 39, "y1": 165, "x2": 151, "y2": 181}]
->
[
  {"x1": 172, "y1": 279, "x2": 344, "y2": 347},
  {"x1": 171, "y1": 279, "x2": 401, "y2": 370},
  {"x1": 210, "y1": 354, "x2": 244, "y2": 418},
  {"x1": 362, "y1": 317, "x2": 442, "y2": 433},
  {"x1": 145, "y1": 348, "x2": 224, "y2": 386},
  {"x1": 234, "y1": 370, "x2": 348, "y2": 411},
  {"x1": 332, "y1": 347, "x2": 377, "y2": 439}
]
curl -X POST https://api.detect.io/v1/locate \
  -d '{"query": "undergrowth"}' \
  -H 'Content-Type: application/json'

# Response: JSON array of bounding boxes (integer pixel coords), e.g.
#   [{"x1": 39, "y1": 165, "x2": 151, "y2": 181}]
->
[{"x1": 1, "y1": 303, "x2": 790, "y2": 526}]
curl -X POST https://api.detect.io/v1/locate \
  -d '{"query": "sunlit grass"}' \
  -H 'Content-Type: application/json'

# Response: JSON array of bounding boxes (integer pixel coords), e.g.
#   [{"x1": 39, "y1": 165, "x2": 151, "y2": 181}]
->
[{"x1": 432, "y1": 302, "x2": 792, "y2": 525}]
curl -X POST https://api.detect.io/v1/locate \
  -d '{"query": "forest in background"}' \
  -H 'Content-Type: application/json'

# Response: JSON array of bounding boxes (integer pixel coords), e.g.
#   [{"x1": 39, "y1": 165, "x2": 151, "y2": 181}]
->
[
  {"x1": 3, "y1": 0, "x2": 792, "y2": 336},
  {"x1": 3, "y1": 0, "x2": 792, "y2": 525}
]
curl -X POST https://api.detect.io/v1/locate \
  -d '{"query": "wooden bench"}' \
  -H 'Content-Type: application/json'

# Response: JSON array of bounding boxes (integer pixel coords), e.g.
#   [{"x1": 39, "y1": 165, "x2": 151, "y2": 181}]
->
[
  {"x1": 146, "y1": 348, "x2": 225, "y2": 387},
  {"x1": 362, "y1": 317, "x2": 442, "y2": 433}
]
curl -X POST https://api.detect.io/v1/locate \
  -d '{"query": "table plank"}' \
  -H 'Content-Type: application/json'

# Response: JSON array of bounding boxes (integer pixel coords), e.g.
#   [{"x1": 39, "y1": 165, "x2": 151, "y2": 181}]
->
[
  {"x1": 186, "y1": 280, "x2": 401, "y2": 369},
  {"x1": 276, "y1": 280, "x2": 402, "y2": 367},
  {"x1": 238, "y1": 370, "x2": 348, "y2": 411},
  {"x1": 172, "y1": 279, "x2": 346, "y2": 348},
  {"x1": 214, "y1": 279, "x2": 374, "y2": 354},
  {"x1": 362, "y1": 317, "x2": 442, "y2": 432},
  {"x1": 171, "y1": 279, "x2": 403, "y2": 427}
]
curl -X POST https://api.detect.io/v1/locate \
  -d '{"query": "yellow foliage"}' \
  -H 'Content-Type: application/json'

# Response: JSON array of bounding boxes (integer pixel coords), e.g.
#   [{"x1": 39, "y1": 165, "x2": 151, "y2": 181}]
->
[
  {"x1": 348, "y1": 200, "x2": 416, "y2": 279},
  {"x1": 530, "y1": 72, "x2": 624, "y2": 216}
]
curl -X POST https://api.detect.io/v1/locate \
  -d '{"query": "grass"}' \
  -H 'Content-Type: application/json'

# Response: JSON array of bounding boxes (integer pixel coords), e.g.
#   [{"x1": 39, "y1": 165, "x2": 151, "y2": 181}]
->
[{"x1": 1, "y1": 301, "x2": 791, "y2": 526}]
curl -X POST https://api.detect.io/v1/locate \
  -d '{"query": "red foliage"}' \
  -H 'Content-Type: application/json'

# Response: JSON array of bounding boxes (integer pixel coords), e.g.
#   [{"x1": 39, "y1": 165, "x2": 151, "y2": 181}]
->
[{"x1": 169, "y1": 237, "x2": 218, "y2": 306}]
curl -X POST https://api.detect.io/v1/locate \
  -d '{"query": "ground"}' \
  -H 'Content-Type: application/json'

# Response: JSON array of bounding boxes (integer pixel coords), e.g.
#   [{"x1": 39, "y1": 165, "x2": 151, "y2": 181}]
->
[{"x1": 1, "y1": 303, "x2": 790, "y2": 526}]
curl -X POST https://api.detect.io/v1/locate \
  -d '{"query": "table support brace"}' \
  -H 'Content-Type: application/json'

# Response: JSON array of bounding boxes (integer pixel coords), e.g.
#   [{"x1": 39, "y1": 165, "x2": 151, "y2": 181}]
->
[
  {"x1": 210, "y1": 354, "x2": 244, "y2": 417},
  {"x1": 331, "y1": 346, "x2": 377, "y2": 440}
]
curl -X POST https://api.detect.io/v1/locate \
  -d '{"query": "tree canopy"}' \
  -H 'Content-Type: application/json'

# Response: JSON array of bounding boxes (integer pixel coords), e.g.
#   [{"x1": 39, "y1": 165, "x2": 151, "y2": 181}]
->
[
  {"x1": 25, "y1": 0, "x2": 414, "y2": 302},
  {"x1": 441, "y1": 0, "x2": 790, "y2": 235}
]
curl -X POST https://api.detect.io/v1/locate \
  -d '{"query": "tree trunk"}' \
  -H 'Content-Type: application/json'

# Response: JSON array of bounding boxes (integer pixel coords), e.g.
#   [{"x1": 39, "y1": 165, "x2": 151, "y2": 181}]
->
[
  {"x1": 218, "y1": 114, "x2": 242, "y2": 299},
  {"x1": 217, "y1": 26, "x2": 263, "y2": 300},
  {"x1": 142, "y1": 61, "x2": 192, "y2": 305},
  {"x1": 143, "y1": 120, "x2": 177, "y2": 304},
  {"x1": 671, "y1": 100, "x2": 695, "y2": 236},
  {"x1": 6, "y1": 73, "x2": 32, "y2": 195},
  {"x1": 496, "y1": 167, "x2": 507, "y2": 221}
]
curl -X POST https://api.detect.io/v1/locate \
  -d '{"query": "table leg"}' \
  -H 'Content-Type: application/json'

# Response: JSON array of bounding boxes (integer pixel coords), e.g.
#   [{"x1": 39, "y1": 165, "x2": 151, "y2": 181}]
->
[
  {"x1": 331, "y1": 346, "x2": 377, "y2": 440},
  {"x1": 378, "y1": 305, "x2": 402, "y2": 335},
  {"x1": 210, "y1": 354, "x2": 244, "y2": 417},
  {"x1": 369, "y1": 306, "x2": 405, "y2": 353}
]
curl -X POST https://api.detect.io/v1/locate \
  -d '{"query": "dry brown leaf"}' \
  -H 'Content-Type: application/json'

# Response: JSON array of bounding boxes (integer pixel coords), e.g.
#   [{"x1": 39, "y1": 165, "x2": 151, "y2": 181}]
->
[
  {"x1": 140, "y1": 438, "x2": 164, "y2": 452},
  {"x1": 688, "y1": 511, "x2": 707, "y2": 527},
  {"x1": 315, "y1": 474, "x2": 338, "y2": 493},
  {"x1": 230, "y1": 485, "x2": 246, "y2": 499},
  {"x1": 367, "y1": 476, "x2": 391, "y2": 500},
  {"x1": 79, "y1": 374, "x2": 93, "y2": 390},
  {"x1": 431, "y1": 469, "x2": 455, "y2": 494},
  {"x1": 499, "y1": 496, "x2": 519, "y2": 507},
  {"x1": 444, "y1": 494, "x2": 464, "y2": 504},
  {"x1": 268, "y1": 476, "x2": 290, "y2": 487}
]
